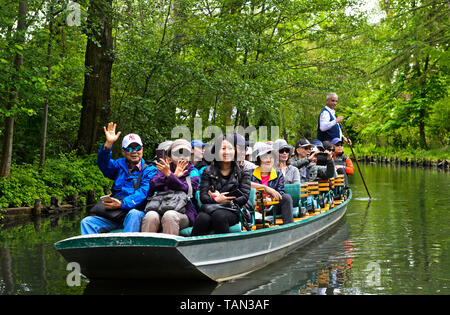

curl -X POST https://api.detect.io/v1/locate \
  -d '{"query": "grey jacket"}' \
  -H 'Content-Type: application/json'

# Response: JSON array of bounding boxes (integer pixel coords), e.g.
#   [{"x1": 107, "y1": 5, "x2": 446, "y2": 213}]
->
[
  {"x1": 277, "y1": 165, "x2": 300, "y2": 184},
  {"x1": 289, "y1": 156, "x2": 317, "y2": 183},
  {"x1": 289, "y1": 156, "x2": 335, "y2": 182}
]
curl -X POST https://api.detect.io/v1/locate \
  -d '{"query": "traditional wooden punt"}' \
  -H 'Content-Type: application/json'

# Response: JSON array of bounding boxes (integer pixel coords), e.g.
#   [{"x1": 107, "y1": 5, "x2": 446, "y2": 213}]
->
[{"x1": 55, "y1": 180, "x2": 351, "y2": 283}]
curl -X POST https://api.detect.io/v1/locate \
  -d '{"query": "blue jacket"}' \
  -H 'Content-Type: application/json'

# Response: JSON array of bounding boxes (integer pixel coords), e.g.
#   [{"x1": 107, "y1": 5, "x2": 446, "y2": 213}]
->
[{"x1": 97, "y1": 145, "x2": 158, "y2": 211}]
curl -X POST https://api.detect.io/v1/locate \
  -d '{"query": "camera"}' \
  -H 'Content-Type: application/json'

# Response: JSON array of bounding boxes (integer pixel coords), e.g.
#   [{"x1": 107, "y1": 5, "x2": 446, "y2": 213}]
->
[{"x1": 316, "y1": 152, "x2": 329, "y2": 166}]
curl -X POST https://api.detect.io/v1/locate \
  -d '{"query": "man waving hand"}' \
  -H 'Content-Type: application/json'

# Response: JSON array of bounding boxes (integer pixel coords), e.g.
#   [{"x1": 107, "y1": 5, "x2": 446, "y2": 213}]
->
[{"x1": 81, "y1": 122, "x2": 157, "y2": 235}]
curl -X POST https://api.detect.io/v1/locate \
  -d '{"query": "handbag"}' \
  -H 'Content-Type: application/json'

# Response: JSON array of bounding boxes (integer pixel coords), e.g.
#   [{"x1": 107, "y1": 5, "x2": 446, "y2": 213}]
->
[
  {"x1": 201, "y1": 201, "x2": 253, "y2": 231},
  {"x1": 89, "y1": 200, "x2": 127, "y2": 223},
  {"x1": 238, "y1": 205, "x2": 253, "y2": 231},
  {"x1": 145, "y1": 176, "x2": 193, "y2": 215},
  {"x1": 201, "y1": 202, "x2": 238, "y2": 215},
  {"x1": 89, "y1": 164, "x2": 148, "y2": 223}
]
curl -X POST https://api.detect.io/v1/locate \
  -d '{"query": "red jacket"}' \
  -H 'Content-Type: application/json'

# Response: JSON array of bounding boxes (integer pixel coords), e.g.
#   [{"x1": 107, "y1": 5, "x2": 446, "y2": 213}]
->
[{"x1": 333, "y1": 153, "x2": 354, "y2": 175}]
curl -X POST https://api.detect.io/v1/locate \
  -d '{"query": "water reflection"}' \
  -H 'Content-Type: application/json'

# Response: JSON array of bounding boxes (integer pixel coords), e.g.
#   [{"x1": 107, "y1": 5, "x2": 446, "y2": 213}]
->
[
  {"x1": 0, "y1": 208, "x2": 87, "y2": 295},
  {"x1": 297, "y1": 240, "x2": 354, "y2": 295},
  {"x1": 212, "y1": 221, "x2": 353, "y2": 295}
]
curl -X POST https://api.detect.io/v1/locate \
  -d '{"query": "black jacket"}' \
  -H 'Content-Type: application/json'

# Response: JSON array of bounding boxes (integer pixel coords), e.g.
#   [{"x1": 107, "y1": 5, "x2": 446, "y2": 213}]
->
[{"x1": 199, "y1": 163, "x2": 251, "y2": 208}]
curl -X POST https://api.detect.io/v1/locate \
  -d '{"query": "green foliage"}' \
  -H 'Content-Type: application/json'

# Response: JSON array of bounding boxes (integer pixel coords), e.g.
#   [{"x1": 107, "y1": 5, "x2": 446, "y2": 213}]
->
[
  {"x1": 0, "y1": 165, "x2": 48, "y2": 209},
  {"x1": 427, "y1": 95, "x2": 450, "y2": 146},
  {"x1": 0, "y1": 0, "x2": 86, "y2": 163},
  {"x1": 347, "y1": 0, "x2": 449, "y2": 150},
  {"x1": 108, "y1": 0, "x2": 373, "y2": 147},
  {"x1": 0, "y1": 154, "x2": 111, "y2": 209}
]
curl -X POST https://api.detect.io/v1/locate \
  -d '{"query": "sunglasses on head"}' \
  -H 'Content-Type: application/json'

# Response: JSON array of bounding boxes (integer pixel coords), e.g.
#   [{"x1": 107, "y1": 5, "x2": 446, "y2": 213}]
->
[{"x1": 124, "y1": 145, "x2": 142, "y2": 152}]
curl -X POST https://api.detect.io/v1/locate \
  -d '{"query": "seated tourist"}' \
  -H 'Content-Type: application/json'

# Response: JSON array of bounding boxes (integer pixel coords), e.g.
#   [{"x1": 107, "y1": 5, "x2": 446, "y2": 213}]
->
[
  {"x1": 332, "y1": 137, "x2": 353, "y2": 187},
  {"x1": 191, "y1": 134, "x2": 251, "y2": 236},
  {"x1": 250, "y1": 144, "x2": 294, "y2": 225},
  {"x1": 289, "y1": 139, "x2": 318, "y2": 183},
  {"x1": 273, "y1": 139, "x2": 300, "y2": 184},
  {"x1": 234, "y1": 133, "x2": 257, "y2": 172},
  {"x1": 141, "y1": 139, "x2": 200, "y2": 235},
  {"x1": 80, "y1": 122, "x2": 158, "y2": 235},
  {"x1": 191, "y1": 139, "x2": 209, "y2": 176}
]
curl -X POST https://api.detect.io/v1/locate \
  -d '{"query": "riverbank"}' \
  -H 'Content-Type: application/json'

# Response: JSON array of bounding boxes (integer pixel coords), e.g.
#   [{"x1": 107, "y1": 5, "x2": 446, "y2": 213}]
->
[
  {"x1": 356, "y1": 155, "x2": 449, "y2": 169},
  {"x1": 0, "y1": 190, "x2": 99, "y2": 228},
  {"x1": 352, "y1": 145, "x2": 449, "y2": 170},
  {"x1": 0, "y1": 153, "x2": 111, "y2": 222}
]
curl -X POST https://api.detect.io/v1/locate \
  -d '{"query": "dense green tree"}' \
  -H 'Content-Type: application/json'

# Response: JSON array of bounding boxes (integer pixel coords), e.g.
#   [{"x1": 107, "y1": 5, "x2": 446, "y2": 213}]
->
[{"x1": 350, "y1": 0, "x2": 449, "y2": 149}]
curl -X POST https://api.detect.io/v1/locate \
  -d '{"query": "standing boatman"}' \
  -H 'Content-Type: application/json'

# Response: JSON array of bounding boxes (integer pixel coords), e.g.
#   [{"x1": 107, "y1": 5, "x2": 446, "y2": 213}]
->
[
  {"x1": 317, "y1": 93, "x2": 372, "y2": 199},
  {"x1": 317, "y1": 93, "x2": 352, "y2": 145}
]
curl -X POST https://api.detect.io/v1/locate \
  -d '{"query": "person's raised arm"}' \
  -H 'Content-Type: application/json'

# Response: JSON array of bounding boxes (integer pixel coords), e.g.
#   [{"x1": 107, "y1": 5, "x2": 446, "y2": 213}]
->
[
  {"x1": 97, "y1": 122, "x2": 122, "y2": 179},
  {"x1": 103, "y1": 122, "x2": 122, "y2": 150}
]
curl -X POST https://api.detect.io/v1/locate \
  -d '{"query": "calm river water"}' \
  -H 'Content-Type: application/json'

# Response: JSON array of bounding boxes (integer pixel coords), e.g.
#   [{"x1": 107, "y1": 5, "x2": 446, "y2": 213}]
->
[{"x1": 1, "y1": 164, "x2": 449, "y2": 295}]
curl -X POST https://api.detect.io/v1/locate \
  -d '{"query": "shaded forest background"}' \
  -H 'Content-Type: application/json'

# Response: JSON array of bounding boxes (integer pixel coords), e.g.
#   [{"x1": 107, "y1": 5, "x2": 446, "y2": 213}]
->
[{"x1": 0, "y1": 0, "x2": 448, "y2": 206}]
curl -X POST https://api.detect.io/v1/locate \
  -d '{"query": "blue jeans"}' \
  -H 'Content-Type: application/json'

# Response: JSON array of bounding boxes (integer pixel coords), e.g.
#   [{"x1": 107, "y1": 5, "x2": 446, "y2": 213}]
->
[{"x1": 80, "y1": 209, "x2": 145, "y2": 235}]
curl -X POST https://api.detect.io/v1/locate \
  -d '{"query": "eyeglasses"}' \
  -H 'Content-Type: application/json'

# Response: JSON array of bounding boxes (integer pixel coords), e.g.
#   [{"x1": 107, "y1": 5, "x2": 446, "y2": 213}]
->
[
  {"x1": 124, "y1": 145, "x2": 142, "y2": 152},
  {"x1": 334, "y1": 143, "x2": 343, "y2": 147}
]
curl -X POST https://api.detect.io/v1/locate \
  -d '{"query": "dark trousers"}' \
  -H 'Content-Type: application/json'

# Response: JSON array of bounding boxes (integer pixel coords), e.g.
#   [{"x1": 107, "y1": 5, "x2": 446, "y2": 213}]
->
[
  {"x1": 191, "y1": 208, "x2": 239, "y2": 236},
  {"x1": 270, "y1": 193, "x2": 294, "y2": 224}
]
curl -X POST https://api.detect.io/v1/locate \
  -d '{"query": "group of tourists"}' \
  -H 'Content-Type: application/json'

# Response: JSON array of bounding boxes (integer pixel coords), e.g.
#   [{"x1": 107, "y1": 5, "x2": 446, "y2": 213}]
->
[{"x1": 80, "y1": 93, "x2": 354, "y2": 237}]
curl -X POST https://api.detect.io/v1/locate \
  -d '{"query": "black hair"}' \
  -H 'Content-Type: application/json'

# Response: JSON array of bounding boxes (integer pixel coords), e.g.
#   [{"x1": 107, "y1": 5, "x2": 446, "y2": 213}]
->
[
  {"x1": 206, "y1": 134, "x2": 241, "y2": 170},
  {"x1": 322, "y1": 141, "x2": 334, "y2": 151}
]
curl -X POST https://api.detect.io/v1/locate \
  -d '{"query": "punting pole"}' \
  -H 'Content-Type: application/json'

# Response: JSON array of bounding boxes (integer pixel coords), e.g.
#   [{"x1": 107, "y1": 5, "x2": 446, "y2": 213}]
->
[{"x1": 340, "y1": 122, "x2": 372, "y2": 200}]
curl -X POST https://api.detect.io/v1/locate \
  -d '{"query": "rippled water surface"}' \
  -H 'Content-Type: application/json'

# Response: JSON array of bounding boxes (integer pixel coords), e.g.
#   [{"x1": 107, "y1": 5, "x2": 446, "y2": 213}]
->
[{"x1": 1, "y1": 164, "x2": 449, "y2": 294}]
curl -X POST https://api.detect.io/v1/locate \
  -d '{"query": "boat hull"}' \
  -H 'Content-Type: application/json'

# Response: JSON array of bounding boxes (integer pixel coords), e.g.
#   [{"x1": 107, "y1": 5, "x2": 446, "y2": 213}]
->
[{"x1": 55, "y1": 190, "x2": 351, "y2": 282}]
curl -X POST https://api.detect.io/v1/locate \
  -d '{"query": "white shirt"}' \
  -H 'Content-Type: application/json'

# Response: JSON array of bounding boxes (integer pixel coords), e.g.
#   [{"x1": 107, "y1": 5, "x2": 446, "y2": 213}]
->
[{"x1": 319, "y1": 106, "x2": 342, "y2": 139}]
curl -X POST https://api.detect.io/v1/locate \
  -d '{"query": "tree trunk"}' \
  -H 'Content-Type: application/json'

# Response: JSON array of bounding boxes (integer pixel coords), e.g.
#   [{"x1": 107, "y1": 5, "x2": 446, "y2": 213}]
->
[
  {"x1": 76, "y1": 0, "x2": 113, "y2": 155},
  {"x1": 281, "y1": 107, "x2": 288, "y2": 140},
  {"x1": 39, "y1": 99, "x2": 49, "y2": 170},
  {"x1": 172, "y1": 0, "x2": 186, "y2": 54},
  {"x1": 418, "y1": 54, "x2": 429, "y2": 150},
  {"x1": 0, "y1": 117, "x2": 14, "y2": 178},
  {"x1": 39, "y1": 3, "x2": 55, "y2": 171},
  {"x1": 0, "y1": 0, "x2": 27, "y2": 178}
]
